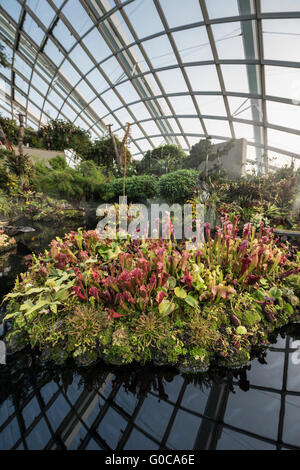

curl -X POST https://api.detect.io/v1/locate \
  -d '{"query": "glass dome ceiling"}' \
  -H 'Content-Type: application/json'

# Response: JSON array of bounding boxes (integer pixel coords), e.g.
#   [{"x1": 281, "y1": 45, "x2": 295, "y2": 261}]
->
[{"x1": 0, "y1": 0, "x2": 300, "y2": 168}]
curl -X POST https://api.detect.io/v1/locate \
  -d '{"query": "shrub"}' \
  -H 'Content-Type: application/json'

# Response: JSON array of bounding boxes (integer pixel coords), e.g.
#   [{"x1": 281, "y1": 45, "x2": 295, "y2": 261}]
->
[
  {"x1": 31, "y1": 159, "x2": 106, "y2": 202},
  {"x1": 158, "y1": 169, "x2": 199, "y2": 203},
  {"x1": 105, "y1": 175, "x2": 158, "y2": 202}
]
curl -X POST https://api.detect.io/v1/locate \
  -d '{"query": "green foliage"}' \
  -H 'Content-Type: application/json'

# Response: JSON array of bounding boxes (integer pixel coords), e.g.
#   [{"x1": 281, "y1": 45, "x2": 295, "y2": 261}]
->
[
  {"x1": 84, "y1": 136, "x2": 133, "y2": 175},
  {"x1": 49, "y1": 155, "x2": 68, "y2": 170},
  {"x1": 0, "y1": 116, "x2": 19, "y2": 145},
  {"x1": 0, "y1": 42, "x2": 9, "y2": 68},
  {"x1": 31, "y1": 158, "x2": 106, "y2": 202},
  {"x1": 136, "y1": 145, "x2": 186, "y2": 176},
  {"x1": 37, "y1": 119, "x2": 92, "y2": 156},
  {"x1": 105, "y1": 174, "x2": 158, "y2": 202},
  {"x1": 158, "y1": 169, "x2": 199, "y2": 203}
]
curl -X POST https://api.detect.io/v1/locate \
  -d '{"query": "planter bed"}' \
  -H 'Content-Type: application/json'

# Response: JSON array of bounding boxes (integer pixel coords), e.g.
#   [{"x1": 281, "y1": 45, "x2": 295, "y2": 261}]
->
[{"x1": 2, "y1": 215, "x2": 300, "y2": 371}]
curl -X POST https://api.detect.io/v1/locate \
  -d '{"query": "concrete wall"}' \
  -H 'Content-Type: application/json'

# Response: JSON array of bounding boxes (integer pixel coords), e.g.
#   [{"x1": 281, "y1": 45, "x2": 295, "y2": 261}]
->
[
  {"x1": 198, "y1": 138, "x2": 247, "y2": 178},
  {"x1": 12, "y1": 146, "x2": 66, "y2": 167}
]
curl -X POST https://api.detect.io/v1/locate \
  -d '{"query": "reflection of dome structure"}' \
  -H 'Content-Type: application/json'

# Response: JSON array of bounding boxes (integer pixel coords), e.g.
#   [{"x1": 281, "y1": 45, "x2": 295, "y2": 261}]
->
[
  {"x1": 0, "y1": 0, "x2": 300, "y2": 171},
  {"x1": 0, "y1": 330, "x2": 300, "y2": 450}
]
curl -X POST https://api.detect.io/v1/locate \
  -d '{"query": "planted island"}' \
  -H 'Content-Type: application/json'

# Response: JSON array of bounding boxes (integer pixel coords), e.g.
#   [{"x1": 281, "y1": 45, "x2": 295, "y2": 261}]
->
[{"x1": 2, "y1": 214, "x2": 300, "y2": 372}]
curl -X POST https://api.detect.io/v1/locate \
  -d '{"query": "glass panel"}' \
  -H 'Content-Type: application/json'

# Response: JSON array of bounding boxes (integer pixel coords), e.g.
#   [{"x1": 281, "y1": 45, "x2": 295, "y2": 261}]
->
[
  {"x1": 60, "y1": 60, "x2": 81, "y2": 86},
  {"x1": 128, "y1": 102, "x2": 152, "y2": 121},
  {"x1": 43, "y1": 39, "x2": 64, "y2": 66},
  {"x1": 47, "y1": 88, "x2": 64, "y2": 109},
  {"x1": 185, "y1": 65, "x2": 221, "y2": 92},
  {"x1": 15, "y1": 73, "x2": 29, "y2": 94},
  {"x1": 206, "y1": 0, "x2": 240, "y2": 19},
  {"x1": 28, "y1": 86, "x2": 44, "y2": 109},
  {"x1": 14, "y1": 53, "x2": 32, "y2": 79},
  {"x1": 60, "y1": 102, "x2": 77, "y2": 121},
  {"x1": 142, "y1": 35, "x2": 177, "y2": 69},
  {"x1": 90, "y1": 98, "x2": 109, "y2": 117},
  {"x1": 180, "y1": 117, "x2": 203, "y2": 134},
  {"x1": 62, "y1": 0, "x2": 93, "y2": 36},
  {"x1": 267, "y1": 100, "x2": 300, "y2": 129},
  {"x1": 168, "y1": 95, "x2": 197, "y2": 115},
  {"x1": 115, "y1": 81, "x2": 141, "y2": 103},
  {"x1": 86, "y1": 68, "x2": 109, "y2": 94},
  {"x1": 131, "y1": 123, "x2": 146, "y2": 140},
  {"x1": 53, "y1": 20, "x2": 76, "y2": 52},
  {"x1": 156, "y1": 68, "x2": 189, "y2": 94},
  {"x1": 234, "y1": 122, "x2": 255, "y2": 141},
  {"x1": 101, "y1": 10, "x2": 134, "y2": 44},
  {"x1": 128, "y1": 45, "x2": 149, "y2": 73},
  {"x1": 18, "y1": 37, "x2": 37, "y2": 64},
  {"x1": 141, "y1": 120, "x2": 161, "y2": 136},
  {"x1": 222, "y1": 64, "x2": 251, "y2": 93},
  {"x1": 263, "y1": 19, "x2": 300, "y2": 63},
  {"x1": 0, "y1": 0, "x2": 21, "y2": 22},
  {"x1": 31, "y1": 71, "x2": 49, "y2": 95},
  {"x1": 196, "y1": 95, "x2": 227, "y2": 116},
  {"x1": 113, "y1": 107, "x2": 133, "y2": 124},
  {"x1": 160, "y1": 0, "x2": 203, "y2": 28},
  {"x1": 23, "y1": 15, "x2": 45, "y2": 47},
  {"x1": 101, "y1": 88, "x2": 123, "y2": 110},
  {"x1": 44, "y1": 100, "x2": 59, "y2": 119},
  {"x1": 205, "y1": 118, "x2": 231, "y2": 137},
  {"x1": 173, "y1": 26, "x2": 213, "y2": 63},
  {"x1": 124, "y1": 0, "x2": 164, "y2": 39},
  {"x1": 27, "y1": 101, "x2": 41, "y2": 120},
  {"x1": 261, "y1": 0, "x2": 300, "y2": 13},
  {"x1": 26, "y1": 0, "x2": 55, "y2": 28},
  {"x1": 265, "y1": 65, "x2": 300, "y2": 101},
  {"x1": 76, "y1": 80, "x2": 95, "y2": 102},
  {"x1": 101, "y1": 56, "x2": 124, "y2": 85},
  {"x1": 69, "y1": 44, "x2": 94, "y2": 75},
  {"x1": 212, "y1": 21, "x2": 246, "y2": 60},
  {"x1": 82, "y1": 28, "x2": 112, "y2": 64},
  {"x1": 268, "y1": 128, "x2": 300, "y2": 154}
]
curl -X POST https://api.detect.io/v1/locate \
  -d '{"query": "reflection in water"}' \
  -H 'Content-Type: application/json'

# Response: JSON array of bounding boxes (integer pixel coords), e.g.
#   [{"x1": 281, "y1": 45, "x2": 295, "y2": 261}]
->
[
  {"x1": 1, "y1": 327, "x2": 300, "y2": 450},
  {"x1": 1, "y1": 217, "x2": 300, "y2": 450}
]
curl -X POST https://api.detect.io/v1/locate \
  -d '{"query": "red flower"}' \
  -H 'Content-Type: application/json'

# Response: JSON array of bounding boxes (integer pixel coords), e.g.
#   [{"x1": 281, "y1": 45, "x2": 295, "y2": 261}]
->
[
  {"x1": 89, "y1": 286, "x2": 99, "y2": 300},
  {"x1": 105, "y1": 308, "x2": 127, "y2": 320},
  {"x1": 148, "y1": 274, "x2": 157, "y2": 293},
  {"x1": 182, "y1": 268, "x2": 193, "y2": 288},
  {"x1": 73, "y1": 286, "x2": 87, "y2": 301},
  {"x1": 156, "y1": 290, "x2": 167, "y2": 304}
]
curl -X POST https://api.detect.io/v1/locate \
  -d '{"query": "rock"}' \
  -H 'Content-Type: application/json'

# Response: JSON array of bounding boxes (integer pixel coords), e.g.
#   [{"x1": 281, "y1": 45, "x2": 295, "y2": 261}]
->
[{"x1": 3, "y1": 226, "x2": 36, "y2": 236}]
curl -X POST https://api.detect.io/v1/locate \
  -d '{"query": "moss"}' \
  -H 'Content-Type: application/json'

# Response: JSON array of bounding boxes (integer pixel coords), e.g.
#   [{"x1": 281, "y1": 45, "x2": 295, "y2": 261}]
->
[
  {"x1": 6, "y1": 330, "x2": 28, "y2": 354},
  {"x1": 234, "y1": 308, "x2": 262, "y2": 327}
]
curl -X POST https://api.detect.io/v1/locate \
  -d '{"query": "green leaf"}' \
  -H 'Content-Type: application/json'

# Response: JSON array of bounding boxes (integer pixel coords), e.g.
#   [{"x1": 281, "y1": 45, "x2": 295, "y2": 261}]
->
[
  {"x1": 185, "y1": 295, "x2": 198, "y2": 307},
  {"x1": 174, "y1": 287, "x2": 187, "y2": 299},
  {"x1": 269, "y1": 287, "x2": 282, "y2": 299},
  {"x1": 167, "y1": 276, "x2": 176, "y2": 289},
  {"x1": 21, "y1": 299, "x2": 49, "y2": 317},
  {"x1": 3, "y1": 312, "x2": 19, "y2": 322},
  {"x1": 254, "y1": 289, "x2": 266, "y2": 302},
  {"x1": 236, "y1": 326, "x2": 247, "y2": 335},
  {"x1": 26, "y1": 287, "x2": 49, "y2": 295},
  {"x1": 284, "y1": 302, "x2": 294, "y2": 315},
  {"x1": 158, "y1": 300, "x2": 175, "y2": 315},
  {"x1": 50, "y1": 303, "x2": 58, "y2": 314}
]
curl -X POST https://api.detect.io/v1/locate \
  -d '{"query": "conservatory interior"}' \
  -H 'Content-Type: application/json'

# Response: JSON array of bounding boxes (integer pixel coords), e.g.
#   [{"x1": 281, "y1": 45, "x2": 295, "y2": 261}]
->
[{"x1": 0, "y1": 0, "x2": 300, "y2": 452}]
